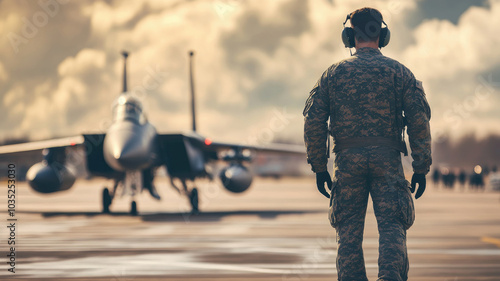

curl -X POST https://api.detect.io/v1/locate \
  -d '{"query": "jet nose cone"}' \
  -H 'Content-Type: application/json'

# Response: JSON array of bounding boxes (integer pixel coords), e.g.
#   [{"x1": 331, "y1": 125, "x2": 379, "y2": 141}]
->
[
  {"x1": 113, "y1": 141, "x2": 142, "y2": 167},
  {"x1": 104, "y1": 131, "x2": 154, "y2": 171},
  {"x1": 103, "y1": 121, "x2": 158, "y2": 172},
  {"x1": 110, "y1": 138, "x2": 147, "y2": 170}
]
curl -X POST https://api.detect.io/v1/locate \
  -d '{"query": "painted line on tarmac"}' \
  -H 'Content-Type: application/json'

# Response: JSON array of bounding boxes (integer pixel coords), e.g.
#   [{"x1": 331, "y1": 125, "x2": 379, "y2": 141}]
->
[
  {"x1": 410, "y1": 248, "x2": 500, "y2": 255},
  {"x1": 481, "y1": 236, "x2": 500, "y2": 248}
]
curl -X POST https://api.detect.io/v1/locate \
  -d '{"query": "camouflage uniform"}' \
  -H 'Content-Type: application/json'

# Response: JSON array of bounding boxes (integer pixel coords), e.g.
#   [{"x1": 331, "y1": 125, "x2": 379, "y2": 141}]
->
[{"x1": 303, "y1": 48, "x2": 431, "y2": 281}]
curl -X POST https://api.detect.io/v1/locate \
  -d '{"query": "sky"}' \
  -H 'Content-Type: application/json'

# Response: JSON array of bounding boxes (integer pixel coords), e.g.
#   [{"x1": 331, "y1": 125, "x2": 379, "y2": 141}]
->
[{"x1": 1, "y1": 0, "x2": 499, "y2": 147}]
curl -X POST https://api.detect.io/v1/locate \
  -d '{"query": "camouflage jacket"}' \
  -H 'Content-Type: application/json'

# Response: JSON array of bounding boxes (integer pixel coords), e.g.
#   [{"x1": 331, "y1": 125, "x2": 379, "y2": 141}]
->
[{"x1": 303, "y1": 48, "x2": 431, "y2": 174}]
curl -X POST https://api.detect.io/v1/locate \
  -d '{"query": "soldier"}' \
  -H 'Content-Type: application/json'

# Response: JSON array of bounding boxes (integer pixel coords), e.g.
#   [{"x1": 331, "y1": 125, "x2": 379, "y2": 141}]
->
[
  {"x1": 432, "y1": 168, "x2": 440, "y2": 188},
  {"x1": 303, "y1": 8, "x2": 431, "y2": 281}
]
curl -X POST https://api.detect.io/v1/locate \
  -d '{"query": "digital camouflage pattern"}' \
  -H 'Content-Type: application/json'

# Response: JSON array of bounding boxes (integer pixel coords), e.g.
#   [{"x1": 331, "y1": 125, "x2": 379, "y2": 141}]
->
[
  {"x1": 303, "y1": 47, "x2": 431, "y2": 174},
  {"x1": 304, "y1": 47, "x2": 430, "y2": 281},
  {"x1": 329, "y1": 146, "x2": 414, "y2": 281}
]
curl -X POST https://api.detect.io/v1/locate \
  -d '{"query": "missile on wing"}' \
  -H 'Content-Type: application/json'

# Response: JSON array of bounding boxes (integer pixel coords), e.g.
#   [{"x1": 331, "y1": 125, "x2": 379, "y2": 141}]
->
[
  {"x1": 219, "y1": 164, "x2": 253, "y2": 193},
  {"x1": 26, "y1": 162, "x2": 76, "y2": 193}
]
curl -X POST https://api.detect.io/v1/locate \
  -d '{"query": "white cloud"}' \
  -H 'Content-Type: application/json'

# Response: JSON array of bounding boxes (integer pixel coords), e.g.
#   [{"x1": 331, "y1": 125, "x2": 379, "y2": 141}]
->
[
  {"x1": 400, "y1": 0, "x2": 500, "y2": 140},
  {"x1": 0, "y1": 0, "x2": 498, "y2": 144},
  {"x1": 0, "y1": 61, "x2": 8, "y2": 81},
  {"x1": 403, "y1": 5, "x2": 500, "y2": 81},
  {"x1": 84, "y1": 1, "x2": 145, "y2": 37},
  {"x1": 58, "y1": 48, "x2": 106, "y2": 76},
  {"x1": 3, "y1": 85, "x2": 23, "y2": 107}
]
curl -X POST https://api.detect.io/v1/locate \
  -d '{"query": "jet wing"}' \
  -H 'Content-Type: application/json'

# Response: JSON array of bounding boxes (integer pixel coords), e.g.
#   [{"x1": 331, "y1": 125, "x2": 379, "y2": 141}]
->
[
  {"x1": 0, "y1": 134, "x2": 120, "y2": 179},
  {"x1": 0, "y1": 136, "x2": 85, "y2": 155},
  {"x1": 162, "y1": 132, "x2": 305, "y2": 156},
  {"x1": 205, "y1": 139, "x2": 305, "y2": 155},
  {"x1": 157, "y1": 132, "x2": 305, "y2": 179}
]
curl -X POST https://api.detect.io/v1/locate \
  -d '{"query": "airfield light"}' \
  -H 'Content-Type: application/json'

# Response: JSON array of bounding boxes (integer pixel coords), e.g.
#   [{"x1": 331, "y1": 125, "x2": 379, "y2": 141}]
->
[{"x1": 474, "y1": 165, "x2": 482, "y2": 174}]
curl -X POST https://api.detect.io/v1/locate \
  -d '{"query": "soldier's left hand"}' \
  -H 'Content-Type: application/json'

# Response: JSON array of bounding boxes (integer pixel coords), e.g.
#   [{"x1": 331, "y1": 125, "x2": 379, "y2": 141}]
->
[
  {"x1": 315, "y1": 171, "x2": 332, "y2": 198},
  {"x1": 410, "y1": 173, "x2": 426, "y2": 199}
]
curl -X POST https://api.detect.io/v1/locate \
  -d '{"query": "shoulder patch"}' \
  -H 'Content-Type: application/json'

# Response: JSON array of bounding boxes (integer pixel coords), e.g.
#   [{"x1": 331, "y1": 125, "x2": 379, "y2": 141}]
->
[{"x1": 303, "y1": 87, "x2": 317, "y2": 116}]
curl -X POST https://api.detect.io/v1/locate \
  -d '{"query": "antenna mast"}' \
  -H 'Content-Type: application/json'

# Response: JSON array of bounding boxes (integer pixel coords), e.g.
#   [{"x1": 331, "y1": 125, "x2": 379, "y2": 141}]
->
[
  {"x1": 189, "y1": 51, "x2": 197, "y2": 132},
  {"x1": 122, "y1": 51, "x2": 129, "y2": 93}
]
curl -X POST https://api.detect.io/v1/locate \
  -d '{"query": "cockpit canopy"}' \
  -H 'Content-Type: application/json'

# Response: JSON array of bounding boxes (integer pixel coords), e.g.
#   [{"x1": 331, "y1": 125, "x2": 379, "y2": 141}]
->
[{"x1": 112, "y1": 93, "x2": 147, "y2": 124}]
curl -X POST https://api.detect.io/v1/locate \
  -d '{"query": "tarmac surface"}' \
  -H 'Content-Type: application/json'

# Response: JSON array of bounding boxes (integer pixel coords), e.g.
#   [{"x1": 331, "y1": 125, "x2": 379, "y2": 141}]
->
[{"x1": 1, "y1": 177, "x2": 500, "y2": 280}]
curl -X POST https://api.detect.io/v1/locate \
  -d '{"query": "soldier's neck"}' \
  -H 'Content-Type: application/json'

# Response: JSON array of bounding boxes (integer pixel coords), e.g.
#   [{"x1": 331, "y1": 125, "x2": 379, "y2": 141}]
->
[{"x1": 355, "y1": 40, "x2": 379, "y2": 51}]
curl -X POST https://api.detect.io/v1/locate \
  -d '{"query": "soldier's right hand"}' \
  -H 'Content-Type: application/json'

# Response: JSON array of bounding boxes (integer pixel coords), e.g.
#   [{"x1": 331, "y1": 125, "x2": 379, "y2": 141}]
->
[
  {"x1": 410, "y1": 173, "x2": 426, "y2": 199},
  {"x1": 315, "y1": 171, "x2": 332, "y2": 198}
]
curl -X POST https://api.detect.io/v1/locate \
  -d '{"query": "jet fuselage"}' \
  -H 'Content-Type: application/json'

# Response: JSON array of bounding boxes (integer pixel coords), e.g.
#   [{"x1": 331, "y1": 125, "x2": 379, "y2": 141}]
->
[{"x1": 103, "y1": 94, "x2": 158, "y2": 172}]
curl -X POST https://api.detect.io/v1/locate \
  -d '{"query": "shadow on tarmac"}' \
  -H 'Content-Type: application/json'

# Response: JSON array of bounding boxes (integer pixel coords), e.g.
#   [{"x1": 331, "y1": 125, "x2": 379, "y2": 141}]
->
[{"x1": 18, "y1": 209, "x2": 324, "y2": 222}]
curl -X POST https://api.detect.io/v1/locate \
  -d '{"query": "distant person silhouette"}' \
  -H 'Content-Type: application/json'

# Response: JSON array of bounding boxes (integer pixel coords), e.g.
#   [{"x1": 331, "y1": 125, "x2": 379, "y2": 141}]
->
[
  {"x1": 441, "y1": 170, "x2": 455, "y2": 189},
  {"x1": 470, "y1": 166, "x2": 485, "y2": 191},
  {"x1": 432, "y1": 168, "x2": 440, "y2": 188},
  {"x1": 447, "y1": 171, "x2": 456, "y2": 189}
]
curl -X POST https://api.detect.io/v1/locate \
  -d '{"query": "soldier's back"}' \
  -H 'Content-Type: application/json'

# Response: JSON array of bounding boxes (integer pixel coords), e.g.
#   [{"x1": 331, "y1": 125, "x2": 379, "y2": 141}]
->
[{"x1": 328, "y1": 48, "x2": 410, "y2": 141}]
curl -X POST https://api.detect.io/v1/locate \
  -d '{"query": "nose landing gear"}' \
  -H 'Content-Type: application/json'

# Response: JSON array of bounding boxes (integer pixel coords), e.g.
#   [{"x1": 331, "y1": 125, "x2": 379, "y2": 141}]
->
[
  {"x1": 102, "y1": 187, "x2": 112, "y2": 213},
  {"x1": 101, "y1": 174, "x2": 141, "y2": 215},
  {"x1": 130, "y1": 200, "x2": 138, "y2": 216}
]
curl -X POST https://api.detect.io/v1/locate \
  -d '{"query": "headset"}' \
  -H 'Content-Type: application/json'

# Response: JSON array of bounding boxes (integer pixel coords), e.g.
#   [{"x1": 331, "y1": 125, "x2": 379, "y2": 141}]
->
[{"x1": 341, "y1": 13, "x2": 390, "y2": 49}]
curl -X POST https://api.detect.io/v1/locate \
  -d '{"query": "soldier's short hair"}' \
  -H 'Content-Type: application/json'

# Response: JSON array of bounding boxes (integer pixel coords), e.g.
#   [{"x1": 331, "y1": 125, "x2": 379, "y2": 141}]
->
[{"x1": 350, "y1": 7, "x2": 383, "y2": 43}]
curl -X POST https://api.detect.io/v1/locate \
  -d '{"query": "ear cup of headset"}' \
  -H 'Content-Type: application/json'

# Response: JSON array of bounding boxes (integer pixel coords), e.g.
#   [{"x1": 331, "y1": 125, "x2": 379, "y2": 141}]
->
[
  {"x1": 378, "y1": 27, "x2": 390, "y2": 48},
  {"x1": 342, "y1": 13, "x2": 390, "y2": 49},
  {"x1": 341, "y1": 27, "x2": 355, "y2": 48}
]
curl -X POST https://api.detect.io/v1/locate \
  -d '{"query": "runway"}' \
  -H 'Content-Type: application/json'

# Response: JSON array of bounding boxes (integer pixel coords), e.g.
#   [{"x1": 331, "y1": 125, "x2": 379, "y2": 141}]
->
[{"x1": 2, "y1": 177, "x2": 500, "y2": 280}]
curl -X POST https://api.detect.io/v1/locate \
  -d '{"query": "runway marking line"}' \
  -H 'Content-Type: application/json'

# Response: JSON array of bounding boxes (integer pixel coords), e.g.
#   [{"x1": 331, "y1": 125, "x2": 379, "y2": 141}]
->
[{"x1": 481, "y1": 236, "x2": 500, "y2": 248}]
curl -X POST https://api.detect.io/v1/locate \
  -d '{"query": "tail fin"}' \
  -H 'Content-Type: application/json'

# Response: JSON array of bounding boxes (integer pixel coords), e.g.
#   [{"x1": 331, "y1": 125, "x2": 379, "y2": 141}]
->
[
  {"x1": 121, "y1": 51, "x2": 129, "y2": 93},
  {"x1": 189, "y1": 51, "x2": 197, "y2": 132}
]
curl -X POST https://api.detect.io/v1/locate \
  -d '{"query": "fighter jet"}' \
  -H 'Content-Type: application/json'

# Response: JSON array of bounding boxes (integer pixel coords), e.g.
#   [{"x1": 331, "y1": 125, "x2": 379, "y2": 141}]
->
[{"x1": 0, "y1": 51, "x2": 305, "y2": 215}]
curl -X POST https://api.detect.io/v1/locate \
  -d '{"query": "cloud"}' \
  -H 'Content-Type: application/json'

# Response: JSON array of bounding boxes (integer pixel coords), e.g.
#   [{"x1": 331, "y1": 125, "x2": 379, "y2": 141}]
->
[
  {"x1": 3, "y1": 85, "x2": 24, "y2": 110},
  {"x1": 403, "y1": 3, "x2": 500, "y2": 80},
  {"x1": 0, "y1": 0, "x2": 498, "y2": 145},
  {"x1": 0, "y1": 61, "x2": 8, "y2": 81},
  {"x1": 408, "y1": 0, "x2": 490, "y2": 26},
  {"x1": 58, "y1": 48, "x2": 106, "y2": 76},
  {"x1": 401, "y1": 0, "x2": 500, "y2": 139}
]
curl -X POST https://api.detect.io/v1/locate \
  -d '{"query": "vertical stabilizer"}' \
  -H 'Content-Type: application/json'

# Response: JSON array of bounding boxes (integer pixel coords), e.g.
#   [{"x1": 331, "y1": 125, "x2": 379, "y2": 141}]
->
[
  {"x1": 189, "y1": 51, "x2": 197, "y2": 132},
  {"x1": 122, "y1": 51, "x2": 129, "y2": 93}
]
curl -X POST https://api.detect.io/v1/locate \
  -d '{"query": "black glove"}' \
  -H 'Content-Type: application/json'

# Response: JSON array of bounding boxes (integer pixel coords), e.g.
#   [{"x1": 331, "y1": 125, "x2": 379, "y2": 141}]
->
[
  {"x1": 410, "y1": 173, "x2": 426, "y2": 199},
  {"x1": 316, "y1": 171, "x2": 332, "y2": 198}
]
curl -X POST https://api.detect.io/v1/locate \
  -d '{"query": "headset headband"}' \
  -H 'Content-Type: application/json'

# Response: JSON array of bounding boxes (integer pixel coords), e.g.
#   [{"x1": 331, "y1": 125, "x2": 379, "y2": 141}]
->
[
  {"x1": 341, "y1": 12, "x2": 390, "y2": 49},
  {"x1": 344, "y1": 13, "x2": 387, "y2": 28},
  {"x1": 343, "y1": 14, "x2": 350, "y2": 26}
]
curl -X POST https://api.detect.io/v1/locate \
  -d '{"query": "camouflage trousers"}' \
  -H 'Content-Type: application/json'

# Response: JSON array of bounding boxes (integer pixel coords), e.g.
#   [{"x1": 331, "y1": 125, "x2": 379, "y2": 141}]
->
[{"x1": 329, "y1": 146, "x2": 415, "y2": 281}]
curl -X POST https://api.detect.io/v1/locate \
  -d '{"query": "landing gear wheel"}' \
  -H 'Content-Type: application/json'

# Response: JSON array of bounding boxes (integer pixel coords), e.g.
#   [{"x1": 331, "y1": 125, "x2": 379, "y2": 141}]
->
[
  {"x1": 130, "y1": 200, "x2": 138, "y2": 216},
  {"x1": 189, "y1": 187, "x2": 199, "y2": 214},
  {"x1": 102, "y1": 187, "x2": 111, "y2": 213}
]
